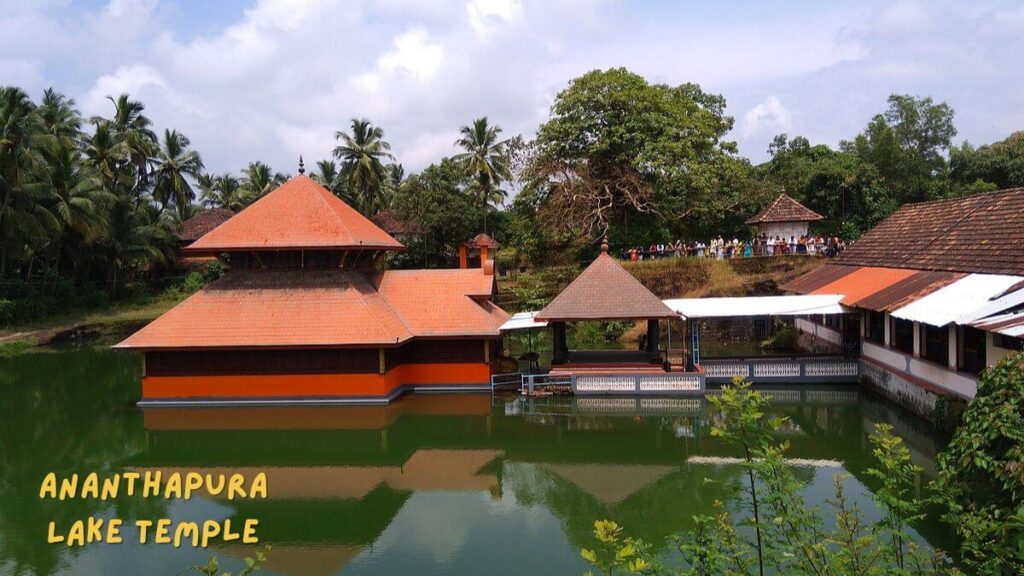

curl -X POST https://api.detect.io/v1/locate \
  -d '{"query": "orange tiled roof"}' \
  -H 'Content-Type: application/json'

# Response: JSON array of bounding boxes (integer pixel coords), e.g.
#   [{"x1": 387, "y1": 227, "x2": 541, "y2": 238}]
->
[
  {"x1": 115, "y1": 268, "x2": 508, "y2": 351},
  {"x1": 185, "y1": 176, "x2": 403, "y2": 253},
  {"x1": 746, "y1": 194, "x2": 824, "y2": 224},
  {"x1": 536, "y1": 252, "x2": 676, "y2": 321},
  {"x1": 810, "y1": 266, "x2": 919, "y2": 306},
  {"x1": 374, "y1": 269, "x2": 508, "y2": 337}
]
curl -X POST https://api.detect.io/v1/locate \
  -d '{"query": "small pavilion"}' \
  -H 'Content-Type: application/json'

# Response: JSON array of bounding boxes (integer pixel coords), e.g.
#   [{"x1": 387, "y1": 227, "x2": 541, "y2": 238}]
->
[
  {"x1": 746, "y1": 193, "x2": 823, "y2": 239},
  {"x1": 536, "y1": 239, "x2": 678, "y2": 371},
  {"x1": 459, "y1": 233, "x2": 500, "y2": 270}
]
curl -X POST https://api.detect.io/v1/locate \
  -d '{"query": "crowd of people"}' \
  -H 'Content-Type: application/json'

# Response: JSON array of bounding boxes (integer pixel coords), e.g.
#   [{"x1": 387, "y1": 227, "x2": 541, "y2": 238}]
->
[{"x1": 624, "y1": 234, "x2": 846, "y2": 261}]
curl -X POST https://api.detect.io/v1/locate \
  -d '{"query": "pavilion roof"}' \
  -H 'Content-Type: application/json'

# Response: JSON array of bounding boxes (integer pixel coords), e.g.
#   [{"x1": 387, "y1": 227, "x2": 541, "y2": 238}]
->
[
  {"x1": 745, "y1": 193, "x2": 824, "y2": 224},
  {"x1": 536, "y1": 250, "x2": 676, "y2": 321},
  {"x1": 176, "y1": 208, "x2": 235, "y2": 244},
  {"x1": 185, "y1": 175, "x2": 403, "y2": 254},
  {"x1": 464, "y1": 233, "x2": 501, "y2": 249}
]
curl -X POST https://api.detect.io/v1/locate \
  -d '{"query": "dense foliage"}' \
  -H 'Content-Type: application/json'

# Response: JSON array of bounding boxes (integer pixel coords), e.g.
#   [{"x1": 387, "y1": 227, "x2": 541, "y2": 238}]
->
[
  {"x1": 3, "y1": 67, "x2": 1023, "y2": 324},
  {"x1": 581, "y1": 380, "x2": 959, "y2": 576},
  {"x1": 933, "y1": 352, "x2": 1024, "y2": 575}
]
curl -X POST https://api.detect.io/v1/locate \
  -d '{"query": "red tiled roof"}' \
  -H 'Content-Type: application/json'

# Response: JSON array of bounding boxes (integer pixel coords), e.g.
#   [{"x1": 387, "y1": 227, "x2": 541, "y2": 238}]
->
[
  {"x1": 536, "y1": 253, "x2": 676, "y2": 321},
  {"x1": 834, "y1": 187, "x2": 1024, "y2": 275},
  {"x1": 372, "y1": 210, "x2": 421, "y2": 235},
  {"x1": 115, "y1": 268, "x2": 508, "y2": 351},
  {"x1": 374, "y1": 269, "x2": 508, "y2": 338},
  {"x1": 746, "y1": 194, "x2": 824, "y2": 224},
  {"x1": 176, "y1": 208, "x2": 235, "y2": 243},
  {"x1": 464, "y1": 233, "x2": 501, "y2": 249},
  {"x1": 185, "y1": 176, "x2": 403, "y2": 253}
]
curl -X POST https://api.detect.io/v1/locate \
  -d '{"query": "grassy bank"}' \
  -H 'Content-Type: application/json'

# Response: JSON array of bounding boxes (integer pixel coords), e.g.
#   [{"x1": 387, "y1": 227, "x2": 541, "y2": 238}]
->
[{"x1": 497, "y1": 255, "x2": 825, "y2": 313}]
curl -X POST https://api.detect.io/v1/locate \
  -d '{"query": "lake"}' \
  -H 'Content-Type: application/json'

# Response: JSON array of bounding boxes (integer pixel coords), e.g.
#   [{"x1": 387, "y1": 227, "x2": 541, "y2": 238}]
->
[{"x1": 0, "y1": 348, "x2": 956, "y2": 575}]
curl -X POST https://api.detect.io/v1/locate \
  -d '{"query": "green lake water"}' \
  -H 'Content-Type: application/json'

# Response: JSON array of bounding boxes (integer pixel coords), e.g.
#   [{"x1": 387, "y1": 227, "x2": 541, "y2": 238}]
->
[{"x1": 0, "y1": 348, "x2": 956, "y2": 575}]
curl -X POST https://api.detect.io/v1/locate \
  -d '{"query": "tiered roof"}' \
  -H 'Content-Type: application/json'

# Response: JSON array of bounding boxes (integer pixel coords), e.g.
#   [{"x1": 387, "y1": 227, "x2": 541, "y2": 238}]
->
[
  {"x1": 115, "y1": 268, "x2": 507, "y2": 350},
  {"x1": 185, "y1": 175, "x2": 403, "y2": 254},
  {"x1": 537, "y1": 243, "x2": 676, "y2": 321},
  {"x1": 746, "y1": 194, "x2": 824, "y2": 224}
]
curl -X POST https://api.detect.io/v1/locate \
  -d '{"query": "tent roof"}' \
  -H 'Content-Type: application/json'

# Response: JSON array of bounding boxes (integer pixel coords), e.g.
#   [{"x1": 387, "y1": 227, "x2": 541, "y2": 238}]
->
[
  {"x1": 745, "y1": 194, "x2": 823, "y2": 224},
  {"x1": 185, "y1": 175, "x2": 404, "y2": 253},
  {"x1": 536, "y1": 252, "x2": 676, "y2": 321},
  {"x1": 664, "y1": 294, "x2": 848, "y2": 319}
]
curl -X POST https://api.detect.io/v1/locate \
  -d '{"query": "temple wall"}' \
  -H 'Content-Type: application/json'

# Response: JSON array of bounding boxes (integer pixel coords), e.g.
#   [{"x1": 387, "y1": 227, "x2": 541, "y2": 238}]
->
[{"x1": 141, "y1": 340, "x2": 494, "y2": 404}]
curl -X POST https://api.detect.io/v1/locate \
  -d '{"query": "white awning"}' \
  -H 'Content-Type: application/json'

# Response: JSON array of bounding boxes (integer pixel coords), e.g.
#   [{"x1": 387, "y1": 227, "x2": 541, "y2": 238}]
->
[
  {"x1": 891, "y1": 274, "x2": 1024, "y2": 327},
  {"x1": 499, "y1": 311, "x2": 549, "y2": 332},
  {"x1": 663, "y1": 294, "x2": 848, "y2": 319}
]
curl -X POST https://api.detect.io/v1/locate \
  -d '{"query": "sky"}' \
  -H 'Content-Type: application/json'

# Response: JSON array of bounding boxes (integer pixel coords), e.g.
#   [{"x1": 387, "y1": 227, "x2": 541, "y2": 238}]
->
[{"x1": 2, "y1": 0, "x2": 1023, "y2": 176}]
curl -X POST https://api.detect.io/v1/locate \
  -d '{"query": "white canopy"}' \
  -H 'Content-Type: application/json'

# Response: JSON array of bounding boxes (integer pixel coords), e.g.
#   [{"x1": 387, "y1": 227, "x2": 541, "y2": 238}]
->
[
  {"x1": 891, "y1": 274, "x2": 1024, "y2": 327},
  {"x1": 499, "y1": 311, "x2": 549, "y2": 332},
  {"x1": 663, "y1": 294, "x2": 848, "y2": 319}
]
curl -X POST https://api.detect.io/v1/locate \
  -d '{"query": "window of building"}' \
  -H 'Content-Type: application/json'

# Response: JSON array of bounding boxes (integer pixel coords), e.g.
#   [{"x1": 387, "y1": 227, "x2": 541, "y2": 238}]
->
[
  {"x1": 865, "y1": 310, "x2": 885, "y2": 344},
  {"x1": 891, "y1": 317, "x2": 914, "y2": 355},
  {"x1": 921, "y1": 323, "x2": 948, "y2": 366},
  {"x1": 960, "y1": 326, "x2": 987, "y2": 375},
  {"x1": 993, "y1": 333, "x2": 1024, "y2": 351}
]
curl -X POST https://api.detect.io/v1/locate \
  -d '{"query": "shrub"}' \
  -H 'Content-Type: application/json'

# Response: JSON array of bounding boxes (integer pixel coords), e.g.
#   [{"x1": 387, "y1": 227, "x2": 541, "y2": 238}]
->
[
  {"x1": 203, "y1": 260, "x2": 226, "y2": 282},
  {"x1": 0, "y1": 299, "x2": 14, "y2": 325},
  {"x1": 933, "y1": 352, "x2": 1024, "y2": 574}
]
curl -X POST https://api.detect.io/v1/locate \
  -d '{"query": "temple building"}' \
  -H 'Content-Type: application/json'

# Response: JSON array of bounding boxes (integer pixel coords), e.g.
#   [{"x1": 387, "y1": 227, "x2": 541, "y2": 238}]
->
[
  {"x1": 116, "y1": 174, "x2": 508, "y2": 405},
  {"x1": 785, "y1": 187, "x2": 1024, "y2": 416},
  {"x1": 746, "y1": 193, "x2": 824, "y2": 239}
]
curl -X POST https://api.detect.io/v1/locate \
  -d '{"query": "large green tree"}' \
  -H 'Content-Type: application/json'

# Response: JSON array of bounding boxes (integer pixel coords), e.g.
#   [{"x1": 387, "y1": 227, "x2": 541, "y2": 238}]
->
[
  {"x1": 333, "y1": 118, "x2": 394, "y2": 215},
  {"x1": 454, "y1": 117, "x2": 510, "y2": 234},
  {"x1": 950, "y1": 131, "x2": 1024, "y2": 190},
  {"x1": 524, "y1": 68, "x2": 751, "y2": 245},
  {"x1": 842, "y1": 94, "x2": 956, "y2": 203}
]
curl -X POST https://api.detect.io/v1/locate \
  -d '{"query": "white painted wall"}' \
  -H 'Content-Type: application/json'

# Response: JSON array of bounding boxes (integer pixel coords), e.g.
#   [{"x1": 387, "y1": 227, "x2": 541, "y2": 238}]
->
[
  {"x1": 758, "y1": 222, "x2": 809, "y2": 240},
  {"x1": 987, "y1": 332, "x2": 1018, "y2": 367},
  {"x1": 862, "y1": 342, "x2": 977, "y2": 399}
]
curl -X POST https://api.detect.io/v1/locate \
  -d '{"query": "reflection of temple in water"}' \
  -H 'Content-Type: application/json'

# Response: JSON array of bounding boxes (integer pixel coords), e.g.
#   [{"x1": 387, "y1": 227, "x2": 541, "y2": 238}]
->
[{"x1": 131, "y1": 389, "x2": 945, "y2": 574}]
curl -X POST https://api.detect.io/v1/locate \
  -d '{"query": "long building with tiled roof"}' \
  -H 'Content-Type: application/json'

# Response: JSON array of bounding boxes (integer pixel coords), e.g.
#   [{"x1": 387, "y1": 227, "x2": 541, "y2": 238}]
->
[
  {"x1": 784, "y1": 187, "x2": 1024, "y2": 408},
  {"x1": 117, "y1": 174, "x2": 509, "y2": 405}
]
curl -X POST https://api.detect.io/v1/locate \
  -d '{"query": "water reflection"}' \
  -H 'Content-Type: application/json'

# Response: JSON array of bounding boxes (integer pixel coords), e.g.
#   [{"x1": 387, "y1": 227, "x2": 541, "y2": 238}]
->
[{"x1": 0, "y1": 349, "x2": 953, "y2": 576}]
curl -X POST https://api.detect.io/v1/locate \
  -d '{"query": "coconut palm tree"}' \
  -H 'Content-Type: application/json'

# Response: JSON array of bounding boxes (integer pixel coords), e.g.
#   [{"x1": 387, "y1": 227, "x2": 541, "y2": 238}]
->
[
  {"x1": 333, "y1": 118, "x2": 394, "y2": 215},
  {"x1": 239, "y1": 161, "x2": 286, "y2": 206},
  {"x1": 97, "y1": 94, "x2": 157, "y2": 193},
  {"x1": 199, "y1": 173, "x2": 243, "y2": 210},
  {"x1": 453, "y1": 117, "x2": 510, "y2": 234},
  {"x1": 313, "y1": 159, "x2": 348, "y2": 199},
  {"x1": 152, "y1": 129, "x2": 204, "y2": 218},
  {"x1": 0, "y1": 87, "x2": 57, "y2": 276},
  {"x1": 38, "y1": 88, "x2": 82, "y2": 148}
]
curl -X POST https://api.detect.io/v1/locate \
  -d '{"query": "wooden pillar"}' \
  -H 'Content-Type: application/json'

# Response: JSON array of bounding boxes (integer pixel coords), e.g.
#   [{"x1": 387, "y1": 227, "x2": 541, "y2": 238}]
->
[
  {"x1": 552, "y1": 322, "x2": 567, "y2": 364},
  {"x1": 948, "y1": 324, "x2": 958, "y2": 370},
  {"x1": 483, "y1": 339, "x2": 490, "y2": 363},
  {"x1": 378, "y1": 348, "x2": 386, "y2": 374},
  {"x1": 480, "y1": 246, "x2": 489, "y2": 269},
  {"x1": 458, "y1": 245, "x2": 468, "y2": 269},
  {"x1": 646, "y1": 319, "x2": 659, "y2": 357}
]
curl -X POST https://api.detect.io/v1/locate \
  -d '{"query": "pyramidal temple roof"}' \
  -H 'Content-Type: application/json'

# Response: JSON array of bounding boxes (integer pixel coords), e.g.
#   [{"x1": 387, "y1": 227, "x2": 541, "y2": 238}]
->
[
  {"x1": 745, "y1": 193, "x2": 824, "y2": 224},
  {"x1": 536, "y1": 244, "x2": 676, "y2": 322},
  {"x1": 185, "y1": 175, "x2": 404, "y2": 253}
]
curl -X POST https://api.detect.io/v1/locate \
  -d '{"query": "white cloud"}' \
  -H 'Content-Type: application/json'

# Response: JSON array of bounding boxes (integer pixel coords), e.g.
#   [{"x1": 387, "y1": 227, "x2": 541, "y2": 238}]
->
[
  {"x1": 742, "y1": 96, "x2": 793, "y2": 139},
  {"x1": 8, "y1": 0, "x2": 1024, "y2": 175},
  {"x1": 467, "y1": 0, "x2": 523, "y2": 39}
]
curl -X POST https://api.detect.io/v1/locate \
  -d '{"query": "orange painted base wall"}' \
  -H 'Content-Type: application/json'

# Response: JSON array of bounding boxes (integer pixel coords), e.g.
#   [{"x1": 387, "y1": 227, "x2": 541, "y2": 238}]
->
[{"x1": 142, "y1": 362, "x2": 492, "y2": 400}]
